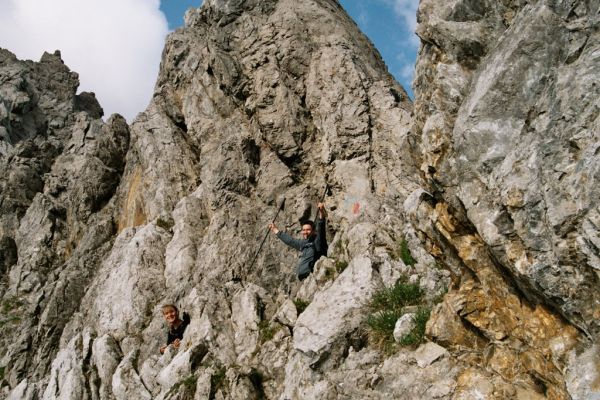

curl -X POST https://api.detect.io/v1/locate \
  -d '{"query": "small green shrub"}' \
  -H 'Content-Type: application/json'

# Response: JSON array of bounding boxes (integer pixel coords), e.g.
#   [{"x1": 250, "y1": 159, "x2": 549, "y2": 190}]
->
[
  {"x1": 1, "y1": 297, "x2": 23, "y2": 313},
  {"x1": 334, "y1": 238, "x2": 348, "y2": 254},
  {"x1": 210, "y1": 367, "x2": 227, "y2": 398},
  {"x1": 0, "y1": 366, "x2": 4, "y2": 381},
  {"x1": 0, "y1": 297, "x2": 24, "y2": 328},
  {"x1": 398, "y1": 239, "x2": 417, "y2": 266},
  {"x1": 258, "y1": 320, "x2": 279, "y2": 343},
  {"x1": 335, "y1": 260, "x2": 348, "y2": 273},
  {"x1": 156, "y1": 216, "x2": 174, "y2": 231},
  {"x1": 324, "y1": 260, "x2": 348, "y2": 281},
  {"x1": 398, "y1": 307, "x2": 431, "y2": 346},
  {"x1": 366, "y1": 280, "x2": 430, "y2": 352},
  {"x1": 167, "y1": 374, "x2": 197, "y2": 398},
  {"x1": 182, "y1": 375, "x2": 197, "y2": 390},
  {"x1": 294, "y1": 299, "x2": 310, "y2": 314},
  {"x1": 370, "y1": 281, "x2": 423, "y2": 313},
  {"x1": 2, "y1": 316, "x2": 20, "y2": 326},
  {"x1": 324, "y1": 267, "x2": 335, "y2": 280}
]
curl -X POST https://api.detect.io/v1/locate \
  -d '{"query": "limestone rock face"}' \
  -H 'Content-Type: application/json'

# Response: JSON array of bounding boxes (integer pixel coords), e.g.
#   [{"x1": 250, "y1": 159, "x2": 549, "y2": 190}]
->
[
  {"x1": 0, "y1": 48, "x2": 127, "y2": 393},
  {"x1": 293, "y1": 255, "x2": 377, "y2": 360},
  {"x1": 411, "y1": 0, "x2": 600, "y2": 397},
  {"x1": 1, "y1": 0, "x2": 599, "y2": 399},
  {"x1": 415, "y1": 0, "x2": 600, "y2": 332},
  {"x1": 427, "y1": 0, "x2": 600, "y2": 333}
]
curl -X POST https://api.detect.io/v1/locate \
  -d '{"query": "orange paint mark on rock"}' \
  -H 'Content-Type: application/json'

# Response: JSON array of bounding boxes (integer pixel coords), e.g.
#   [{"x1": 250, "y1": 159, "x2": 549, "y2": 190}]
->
[{"x1": 352, "y1": 202, "x2": 360, "y2": 215}]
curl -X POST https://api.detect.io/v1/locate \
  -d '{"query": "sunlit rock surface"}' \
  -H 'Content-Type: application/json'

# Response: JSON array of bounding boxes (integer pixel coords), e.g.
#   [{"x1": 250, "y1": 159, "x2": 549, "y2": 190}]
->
[{"x1": 1, "y1": 0, "x2": 599, "y2": 399}]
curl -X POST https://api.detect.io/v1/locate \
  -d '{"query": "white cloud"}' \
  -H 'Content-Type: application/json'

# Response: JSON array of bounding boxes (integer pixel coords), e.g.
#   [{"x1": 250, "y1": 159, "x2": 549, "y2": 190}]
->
[
  {"x1": 356, "y1": 3, "x2": 369, "y2": 26},
  {"x1": 385, "y1": 0, "x2": 420, "y2": 47},
  {"x1": 0, "y1": 0, "x2": 169, "y2": 121},
  {"x1": 399, "y1": 62, "x2": 415, "y2": 82}
]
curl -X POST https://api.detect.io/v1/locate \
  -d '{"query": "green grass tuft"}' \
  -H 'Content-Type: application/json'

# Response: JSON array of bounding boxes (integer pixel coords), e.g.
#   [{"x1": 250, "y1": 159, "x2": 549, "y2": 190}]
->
[
  {"x1": 324, "y1": 267, "x2": 335, "y2": 280},
  {"x1": 398, "y1": 307, "x2": 431, "y2": 346},
  {"x1": 167, "y1": 374, "x2": 197, "y2": 398},
  {"x1": 258, "y1": 320, "x2": 279, "y2": 343},
  {"x1": 398, "y1": 239, "x2": 417, "y2": 266},
  {"x1": 366, "y1": 280, "x2": 431, "y2": 353},
  {"x1": 370, "y1": 281, "x2": 423, "y2": 313},
  {"x1": 293, "y1": 299, "x2": 310, "y2": 315},
  {"x1": 0, "y1": 297, "x2": 24, "y2": 328},
  {"x1": 367, "y1": 310, "x2": 402, "y2": 337},
  {"x1": 210, "y1": 367, "x2": 227, "y2": 398},
  {"x1": 1, "y1": 297, "x2": 23, "y2": 314},
  {"x1": 156, "y1": 216, "x2": 174, "y2": 231},
  {"x1": 366, "y1": 309, "x2": 403, "y2": 354},
  {"x1": 335, "y1": 260, "x2": 348, "y2": 273},
  {"x1": 334, "y1": 238, "x2": 348, "y2": 255},
  {"x1": 182, "y1": 375, "x2": 197, "y2": 390}
]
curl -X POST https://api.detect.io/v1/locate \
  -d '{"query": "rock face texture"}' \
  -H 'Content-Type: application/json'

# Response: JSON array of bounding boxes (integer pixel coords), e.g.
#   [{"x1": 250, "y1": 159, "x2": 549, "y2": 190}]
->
[
  {"x1": 0, "y1": 0, "x2": 599, "y2": 399},
  {"x1": 411, "y1": 0, "x2": 600, "y2": 397},
  {"x1": 0, "y1": 48, "x2": 128, "y2": 396}
]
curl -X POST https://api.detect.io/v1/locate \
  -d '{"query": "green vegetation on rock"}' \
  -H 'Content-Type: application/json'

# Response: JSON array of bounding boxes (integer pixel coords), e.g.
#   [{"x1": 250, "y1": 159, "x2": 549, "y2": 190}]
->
[
  {"x1": 366, "y1": 280, "x2": 431, "y2": 353},
  {"x1": 293, "y1": 299, "x2": 310, "y2": 315},
  {"x1": 258, "y1": 320, "x2": 279, "y2": 343}
]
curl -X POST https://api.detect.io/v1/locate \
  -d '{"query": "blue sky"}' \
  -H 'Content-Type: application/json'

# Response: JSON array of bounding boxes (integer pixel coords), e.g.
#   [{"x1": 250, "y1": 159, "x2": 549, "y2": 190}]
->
[
  {"x1": 0, "y1": 0, "x2": 417, "y2": 121},
  {"x1": 160, "y1": 0, "x2": 418, "y2": 98},
  {"x1": 338, "y1": 0, "x2": 418, "y2": 98},
  {"x1": 160, "y1": 0, "x2": 200, "y2": 29}
]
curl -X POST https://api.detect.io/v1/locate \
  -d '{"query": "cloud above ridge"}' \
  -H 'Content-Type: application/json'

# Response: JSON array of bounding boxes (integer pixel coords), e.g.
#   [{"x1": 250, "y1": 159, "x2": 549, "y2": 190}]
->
[
  {"x1": 387, "y1": 0, "x2": 420, "y2": 46},
  {"x1": 0, "y1": 0, "x2": 169, "y2": 121}
]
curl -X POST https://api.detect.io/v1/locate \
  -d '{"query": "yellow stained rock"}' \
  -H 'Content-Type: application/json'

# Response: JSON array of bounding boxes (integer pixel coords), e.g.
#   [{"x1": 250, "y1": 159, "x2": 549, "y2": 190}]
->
[
  {"x1": 117, "y1": 166, "x2": 147, "y2": 232},
  {"x1": 424, "y1": 200, "x2": 581, "y2": 398}
]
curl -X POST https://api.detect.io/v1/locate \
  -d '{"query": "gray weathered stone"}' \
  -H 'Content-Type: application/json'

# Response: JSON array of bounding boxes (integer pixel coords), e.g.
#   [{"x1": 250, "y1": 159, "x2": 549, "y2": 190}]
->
[
  {"x1": 42, "y1": 333, "x2": 90, "y2": 400},
  {"x1": 413, "y1": 342, "x2": 448, "y2": 368},
  {"x1": 2, "y1": 0, "x2": 600, "y2": 398},
  {"x1": 565, "y1": 345, "x2": 600, "y2": 400},
  {"x1": 92, "y1": 334, "x2": 123, "y2": 400},
  {"x1": 293, "y1": 255, "x2": 378, "y2": 360},
  {"x1": 393, "y1": 314, "x2": 416, "y2": 343},
  {"x1": 112, "y1": 350, "x2": 152, "y2": 400}
]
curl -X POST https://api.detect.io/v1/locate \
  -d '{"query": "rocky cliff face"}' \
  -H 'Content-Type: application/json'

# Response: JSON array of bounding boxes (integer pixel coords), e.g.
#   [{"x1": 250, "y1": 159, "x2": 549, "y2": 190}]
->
[
  {"x1": 411, "y1": 0, "x2": 600, "y2": 397},
  {"x1": 1, "y1": 0, "x2": 599, "y2": 399}
]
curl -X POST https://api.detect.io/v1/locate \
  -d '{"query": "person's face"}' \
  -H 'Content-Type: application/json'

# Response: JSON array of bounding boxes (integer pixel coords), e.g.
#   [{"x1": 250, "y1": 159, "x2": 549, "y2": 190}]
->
[
  {"x1": 301, "y1": 224, "x2": 314, "y2": 239},
  {"x1": 163, "y1": 307, "x2": 178, "y2": 325}
]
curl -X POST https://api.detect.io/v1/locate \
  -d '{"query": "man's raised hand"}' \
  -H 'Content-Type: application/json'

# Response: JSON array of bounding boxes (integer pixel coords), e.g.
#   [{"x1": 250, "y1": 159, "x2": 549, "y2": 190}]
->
[
  {"x1": 317, "y1": 202, "x2": 327, "y2": 219},
  {"x1": 269, "y1": 223, "x2": 279, "y2": 234}
]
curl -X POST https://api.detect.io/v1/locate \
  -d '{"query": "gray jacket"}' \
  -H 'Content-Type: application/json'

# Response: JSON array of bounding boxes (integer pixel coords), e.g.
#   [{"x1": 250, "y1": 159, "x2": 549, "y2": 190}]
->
[{"x1": 276, "y1": 217, "x2": 327, "y2": 278}]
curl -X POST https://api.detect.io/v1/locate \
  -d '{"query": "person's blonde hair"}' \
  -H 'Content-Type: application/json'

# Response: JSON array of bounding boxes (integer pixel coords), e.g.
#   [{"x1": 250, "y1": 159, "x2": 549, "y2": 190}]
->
[{"x1": 161, "y1": 304, "x2": 178, "y2": 314}]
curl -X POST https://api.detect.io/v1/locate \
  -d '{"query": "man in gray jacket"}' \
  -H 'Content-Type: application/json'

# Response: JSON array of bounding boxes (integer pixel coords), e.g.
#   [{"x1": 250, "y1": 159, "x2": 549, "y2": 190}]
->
[{"x1": 269, "y1": 203, "x2": 327, "y2": 281}]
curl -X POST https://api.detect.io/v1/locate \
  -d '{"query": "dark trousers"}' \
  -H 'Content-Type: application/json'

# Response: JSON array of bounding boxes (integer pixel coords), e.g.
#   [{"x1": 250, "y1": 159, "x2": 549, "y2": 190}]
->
[{"x1": 298, "y1": 272, "x2": 310, "y2": 281}]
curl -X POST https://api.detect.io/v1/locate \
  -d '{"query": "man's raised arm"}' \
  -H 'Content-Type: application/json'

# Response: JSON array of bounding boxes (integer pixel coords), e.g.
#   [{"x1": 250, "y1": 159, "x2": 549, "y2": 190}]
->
[{"x1": 269, "y1": 223, "x2": 304, "y2": 250}]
